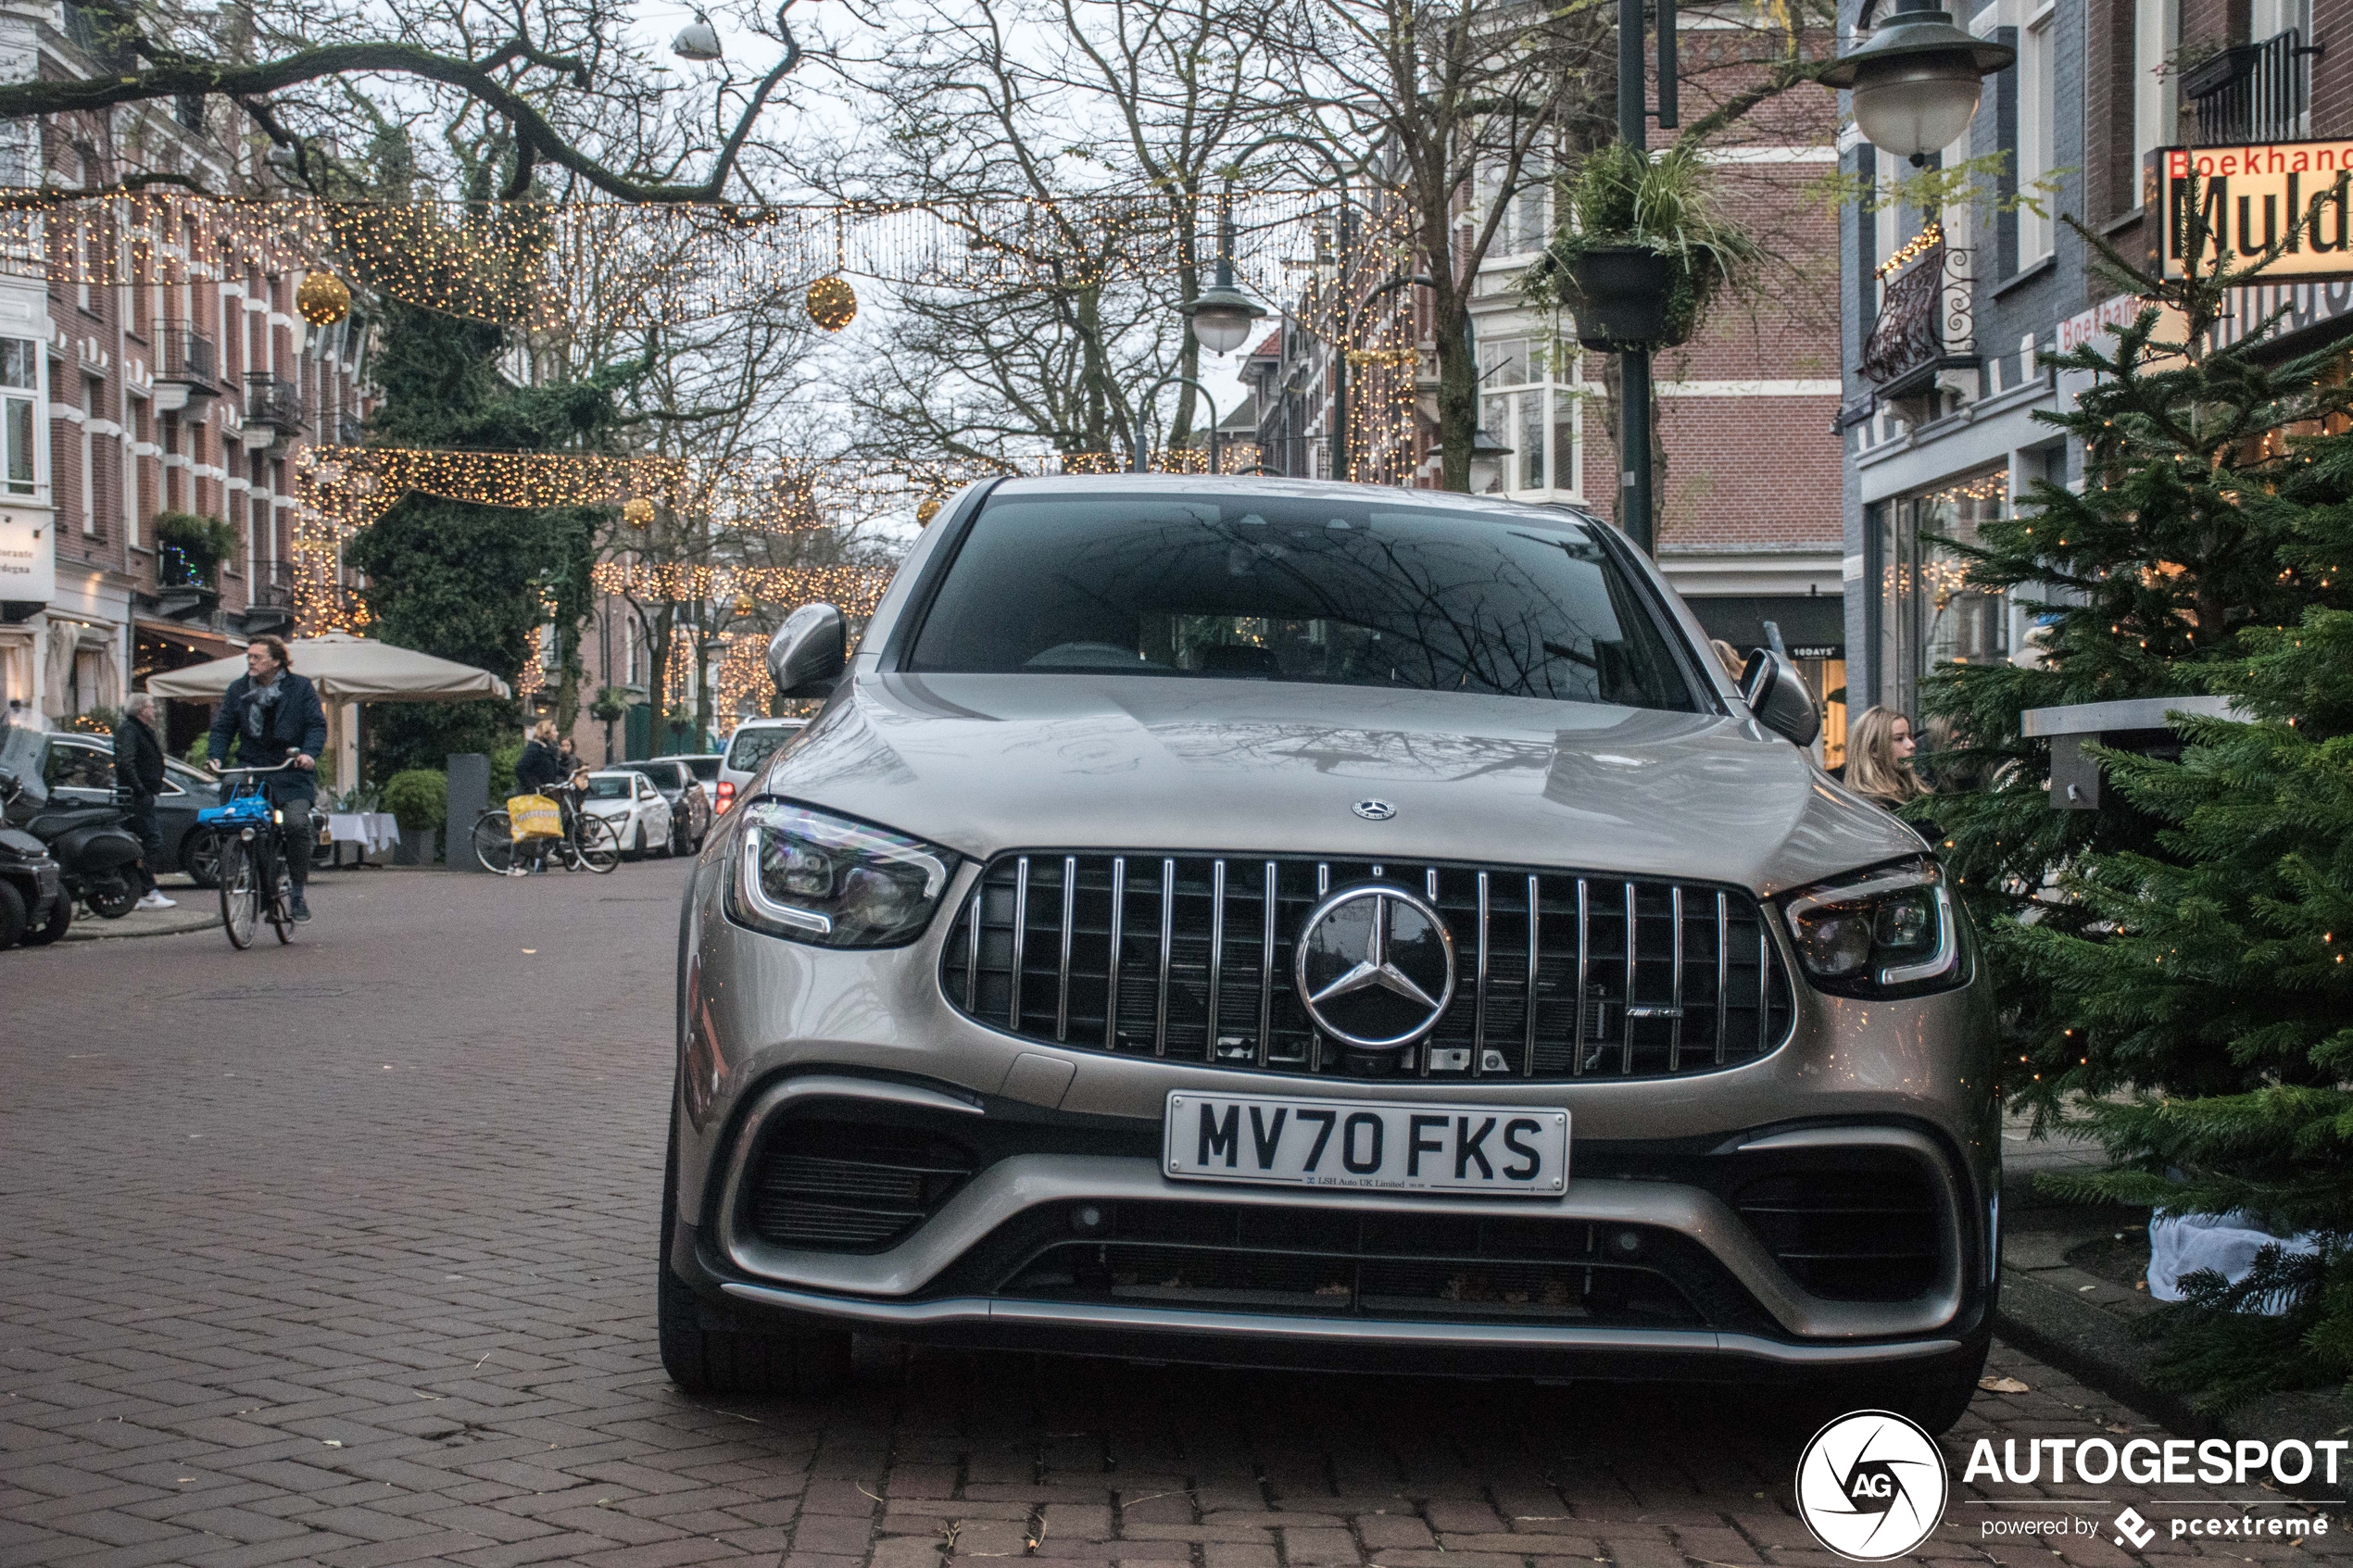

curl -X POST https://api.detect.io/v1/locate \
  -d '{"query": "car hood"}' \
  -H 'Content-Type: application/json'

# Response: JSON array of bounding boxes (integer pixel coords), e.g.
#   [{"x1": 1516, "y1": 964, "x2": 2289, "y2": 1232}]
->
[{"x1": 762, "y1": 673, "x2": 1922, "y2": 896}]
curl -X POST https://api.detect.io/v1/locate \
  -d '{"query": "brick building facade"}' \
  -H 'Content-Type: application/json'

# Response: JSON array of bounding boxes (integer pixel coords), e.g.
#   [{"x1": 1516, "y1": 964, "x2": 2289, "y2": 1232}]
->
[
  {"x1": 1840, "y1": 0, "x2": 2353, "y2": 722},
  {"x1": 0, "y1": 0, "x2": 368, "y2": 756}
]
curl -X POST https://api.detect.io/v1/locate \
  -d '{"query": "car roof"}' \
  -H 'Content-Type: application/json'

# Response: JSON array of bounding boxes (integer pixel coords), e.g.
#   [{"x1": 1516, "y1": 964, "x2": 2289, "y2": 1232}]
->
[
  {"x1": 985, "y1": 473, "x2": 1603, "y2": 532},
  {"x1": 729, "y1": 717, "x2": 805, "y2": 731}
]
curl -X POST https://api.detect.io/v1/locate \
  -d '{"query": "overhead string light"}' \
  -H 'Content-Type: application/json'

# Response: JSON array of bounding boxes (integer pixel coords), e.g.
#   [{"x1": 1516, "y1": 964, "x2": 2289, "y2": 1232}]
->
[
  {"x1": 285, "y1": 445, "x2": 1104, "y2": 631},
  {"x1": 0, "y1": 189, "x2": 1366, "y2": 331}
]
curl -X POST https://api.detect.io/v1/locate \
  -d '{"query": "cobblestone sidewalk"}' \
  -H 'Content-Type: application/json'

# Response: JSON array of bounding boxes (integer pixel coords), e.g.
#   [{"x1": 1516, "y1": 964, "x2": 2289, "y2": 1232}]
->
[{"x1": 2, "y1": 864, "x2": 2340, "y2": 1568}]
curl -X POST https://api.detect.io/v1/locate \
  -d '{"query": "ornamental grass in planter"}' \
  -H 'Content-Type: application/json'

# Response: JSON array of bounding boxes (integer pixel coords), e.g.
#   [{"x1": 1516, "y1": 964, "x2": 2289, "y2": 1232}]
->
[{"x1": 1520, "y1": 142, "x2": 1759, "y2": 351}]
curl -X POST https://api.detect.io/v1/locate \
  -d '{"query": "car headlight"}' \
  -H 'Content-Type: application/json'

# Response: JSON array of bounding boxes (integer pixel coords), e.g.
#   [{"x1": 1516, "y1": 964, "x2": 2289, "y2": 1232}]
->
[
  {"x1": 1780, "y1": 859, "x2": 1963, "y2": 997},
  {"x1": 727, "y1": 800, "x2": 957, "y2": 947}
]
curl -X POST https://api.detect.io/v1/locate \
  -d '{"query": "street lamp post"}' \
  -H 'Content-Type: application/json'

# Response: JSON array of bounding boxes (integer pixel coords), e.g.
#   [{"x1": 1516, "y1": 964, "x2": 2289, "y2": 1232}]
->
[
  {"x1": 1614, "y1": 0, "x2": 1679, "y2": 553},
  {"x1": 1131, "y1": 374, "x2": 1223, "y2": 473},
  {"x1": 1198, "y1": 136, "x2": 1361, "y2": 479}
]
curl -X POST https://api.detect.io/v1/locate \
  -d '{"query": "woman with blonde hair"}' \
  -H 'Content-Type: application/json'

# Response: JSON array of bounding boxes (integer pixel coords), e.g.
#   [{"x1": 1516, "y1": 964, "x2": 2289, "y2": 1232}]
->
[{"x1": 1843, "y1": 706, "x2": 1926, "y2": 811}]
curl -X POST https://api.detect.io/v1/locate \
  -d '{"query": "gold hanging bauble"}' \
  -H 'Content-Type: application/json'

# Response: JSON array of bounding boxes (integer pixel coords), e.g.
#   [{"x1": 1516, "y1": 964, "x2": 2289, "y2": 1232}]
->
[
  {"x1": 807, "y1": 275, "x2": 857, "y2": 332},
  {"x1": 915, "y1": 496, "x2": 942, "y2": 526},
  {"x1": 296, "y1": 271, "x2": 352, "y2": 327},
  {"x1": 733, "y1": 592, "x2": 755, "y2": 615},
  {"x1": 623, "y1": 496, "x2": 656, "y2": 528}
]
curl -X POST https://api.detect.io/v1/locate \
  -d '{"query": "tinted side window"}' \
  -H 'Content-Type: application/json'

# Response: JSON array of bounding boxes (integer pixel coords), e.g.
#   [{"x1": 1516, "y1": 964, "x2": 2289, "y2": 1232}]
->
[
  {"x1": 44, "y1": 741, "x2": 115, "y2": 792},
  {"x1": 724, "y1": 729, "x2": 793, "y2": 772}
]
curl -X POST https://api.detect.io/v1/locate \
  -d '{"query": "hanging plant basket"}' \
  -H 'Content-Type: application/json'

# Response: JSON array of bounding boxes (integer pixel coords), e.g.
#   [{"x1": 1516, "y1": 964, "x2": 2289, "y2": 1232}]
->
[
  {"x1": 1519, "y1": 142, "x2": 1760, "y2": 356},
  {"x1": 1567, "y1": 246, "x2": 1678, "y2": 351}
]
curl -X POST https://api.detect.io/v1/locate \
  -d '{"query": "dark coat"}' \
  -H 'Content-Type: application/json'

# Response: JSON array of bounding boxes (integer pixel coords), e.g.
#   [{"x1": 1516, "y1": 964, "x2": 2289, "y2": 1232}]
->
[
  {"x1": 113, "y1": 711, "x2": 166, "y2": 804},
  {"x1": 514, "y1": 738, "x2": 566, "y2": 793},
  {"x1": 207, "y1": 670, "x2": 329, "y2": 779}
]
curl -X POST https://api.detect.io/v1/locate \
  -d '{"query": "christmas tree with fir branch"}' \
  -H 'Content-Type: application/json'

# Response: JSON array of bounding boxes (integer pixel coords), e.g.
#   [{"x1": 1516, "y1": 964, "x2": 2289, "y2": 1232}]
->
[{"x1": 1918, "y1": 182, "x2": 2353, "y2": 1407}]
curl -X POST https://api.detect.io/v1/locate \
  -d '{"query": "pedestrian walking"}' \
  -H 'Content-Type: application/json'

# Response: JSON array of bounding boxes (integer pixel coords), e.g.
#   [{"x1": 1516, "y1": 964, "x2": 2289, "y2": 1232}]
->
[
  {"x1": 206, "y1": 635, "x2": 329, "y2": 922},
  {"x1": 113, "y1": 692, "x2": 174, "y2": 910}
]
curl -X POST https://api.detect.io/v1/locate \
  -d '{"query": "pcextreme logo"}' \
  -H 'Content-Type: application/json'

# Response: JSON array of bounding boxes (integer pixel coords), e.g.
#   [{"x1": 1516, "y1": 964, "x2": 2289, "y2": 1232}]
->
[{"x1": 1794, "y1": 1411, "x2": 1950, "y2": 1562}]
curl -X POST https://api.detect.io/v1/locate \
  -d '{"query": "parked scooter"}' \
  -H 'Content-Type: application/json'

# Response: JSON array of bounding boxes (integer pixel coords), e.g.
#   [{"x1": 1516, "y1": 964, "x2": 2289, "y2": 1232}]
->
[
  {"x1": 0, "y1": 763, "x2": 144, "y2": 918},
  {"x1": 0, "y1": 778, "x2": 69, "y2": 947}
]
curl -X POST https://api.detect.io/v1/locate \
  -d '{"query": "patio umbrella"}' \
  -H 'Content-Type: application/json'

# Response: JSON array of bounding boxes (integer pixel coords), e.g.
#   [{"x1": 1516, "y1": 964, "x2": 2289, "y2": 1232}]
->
[{"x1": 145, "y1": 631, "x2": 512, "y2": 703}]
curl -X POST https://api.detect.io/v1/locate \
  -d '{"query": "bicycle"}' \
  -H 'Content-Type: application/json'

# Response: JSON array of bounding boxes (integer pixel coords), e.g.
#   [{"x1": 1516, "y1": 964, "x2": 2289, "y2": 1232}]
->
[
  {"x1": 199, "y1": 759, "x2": 304, "y2": 948},
  {"x1": 472, "y1": 779, "x2": 620, "y2": 875}
]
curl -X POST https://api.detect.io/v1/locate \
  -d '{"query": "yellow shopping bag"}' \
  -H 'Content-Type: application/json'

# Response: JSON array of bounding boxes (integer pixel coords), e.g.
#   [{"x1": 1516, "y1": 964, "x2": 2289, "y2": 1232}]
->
[{"x1": 508, "y1": 793, "x2": 562, "y2": 839}]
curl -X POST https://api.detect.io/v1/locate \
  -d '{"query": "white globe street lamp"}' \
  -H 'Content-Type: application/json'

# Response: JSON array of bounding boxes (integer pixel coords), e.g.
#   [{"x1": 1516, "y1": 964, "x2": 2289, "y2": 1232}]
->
[
  {"x1": 1183, "y1": 276, "x2": 1267, "y2": 357},
  {"x1": 1820, "y1": 0, "x2": 2014, "y2": 163},
  {"x1": 673, "y1": 13, "x2": 724, "y2": 61}
]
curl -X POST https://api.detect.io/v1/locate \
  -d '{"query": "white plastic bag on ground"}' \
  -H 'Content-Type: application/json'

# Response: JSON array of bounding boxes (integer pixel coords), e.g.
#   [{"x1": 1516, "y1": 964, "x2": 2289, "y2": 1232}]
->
[{"x1": 2146, "y1": 1210, "x2": 2322, "y2": 1312}]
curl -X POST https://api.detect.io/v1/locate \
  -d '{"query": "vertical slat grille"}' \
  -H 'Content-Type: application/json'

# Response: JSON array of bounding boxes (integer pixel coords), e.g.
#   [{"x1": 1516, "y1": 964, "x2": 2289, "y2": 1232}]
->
[{"x1": 945, "y1": 853, "x2": 1796, "y2": 1082}]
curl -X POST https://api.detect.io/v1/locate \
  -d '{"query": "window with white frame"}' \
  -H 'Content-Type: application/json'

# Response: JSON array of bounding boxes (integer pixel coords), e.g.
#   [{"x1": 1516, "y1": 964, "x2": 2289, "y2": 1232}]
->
[
  {"x1": 80, "y1": 375, "x2": 98, "y2": 534},
  {"x1": 1478, "y1": 332, "x2": 1581, "y2": 497},
  {"x1": 0, "y1": 339, "x2": 38, "y2": 497},
  {"x1": 2019, "y1": 3, "x2": 2056, "y2": 266},
  {"x1": 2133, "y1": 0, "x2": 2178, "y2": 171},
  {"x1": 122, "y1": 392, "x2": 142, "y2": 546}
]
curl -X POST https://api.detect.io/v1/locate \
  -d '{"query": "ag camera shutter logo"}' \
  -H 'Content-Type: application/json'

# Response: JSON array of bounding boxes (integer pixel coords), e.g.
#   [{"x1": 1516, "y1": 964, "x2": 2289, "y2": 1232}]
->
[{"x1": 1795, "y1": 1411, "x2": 1949, "y2": 1561}]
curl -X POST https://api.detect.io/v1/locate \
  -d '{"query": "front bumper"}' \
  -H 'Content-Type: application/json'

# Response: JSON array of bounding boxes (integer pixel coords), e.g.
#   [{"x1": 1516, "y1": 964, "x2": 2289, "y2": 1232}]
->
[
  {"x1": 671, "y1": 845, "x2": 2001, "y2": 1382},
  {"x1": 670, "y1": 1072, "x2": 1995, "y2": 1383}
]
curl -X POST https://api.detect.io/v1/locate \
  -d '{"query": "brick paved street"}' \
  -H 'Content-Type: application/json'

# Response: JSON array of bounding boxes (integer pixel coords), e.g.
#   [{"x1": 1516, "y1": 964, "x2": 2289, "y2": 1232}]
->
[{"x1": 3, "y1": 864, "x2": 2343, "y2": 1568}]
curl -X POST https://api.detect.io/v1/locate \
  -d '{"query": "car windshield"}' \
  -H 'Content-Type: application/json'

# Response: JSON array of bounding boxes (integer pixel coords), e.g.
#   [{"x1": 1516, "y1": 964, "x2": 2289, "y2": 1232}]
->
[
  {"x1": 585, "y1": 775, "x2": 633, "y2": 800},
  {"x1": 724, "y1": 727, "x2": 796, "y2": 772},
  {"x1": 625, "y1": 765, "x2": 674, "y2": 791},
  {"x1": 679, "y1": 757, "x2": 720, "y2": 782},
  {"x1": 907, "y1": 494, "x2": 1699, "y2": 710}
]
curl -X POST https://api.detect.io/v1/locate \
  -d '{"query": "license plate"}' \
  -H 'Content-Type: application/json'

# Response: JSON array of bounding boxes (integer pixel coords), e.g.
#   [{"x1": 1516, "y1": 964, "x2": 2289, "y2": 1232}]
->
[{"x1": 1164, "y1": 1092, "x2": 1567, "y2": 1196}]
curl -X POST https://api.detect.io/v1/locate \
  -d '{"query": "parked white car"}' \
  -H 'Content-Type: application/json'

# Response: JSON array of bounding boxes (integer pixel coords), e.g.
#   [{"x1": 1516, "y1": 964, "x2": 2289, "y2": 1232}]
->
[
  {"x1": 713, "y1": 719, "x2": 806, "y2": 816},
  {"x1": 579, "y1": 769, "x2": 673, "y2": 859}
]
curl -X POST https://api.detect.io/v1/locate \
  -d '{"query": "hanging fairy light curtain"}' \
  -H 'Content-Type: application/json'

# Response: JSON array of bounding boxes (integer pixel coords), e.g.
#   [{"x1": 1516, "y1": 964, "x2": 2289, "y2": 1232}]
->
[
  {"x1": 591, "y1": 560, "x2": 892, "y2": 615},
  {"x1": 0, "y1": 189, "x2": 1351, "y2": 331}
]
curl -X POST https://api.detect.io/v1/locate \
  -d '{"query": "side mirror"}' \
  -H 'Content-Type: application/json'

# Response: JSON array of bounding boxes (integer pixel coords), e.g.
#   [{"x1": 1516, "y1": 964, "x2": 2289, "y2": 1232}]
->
[
  {"x1": 767, "y1": 602, "x2": 847, "y2": 699},
  {"x1": 1740, "y1": 647, "x2": 1820, "y2": 749}
]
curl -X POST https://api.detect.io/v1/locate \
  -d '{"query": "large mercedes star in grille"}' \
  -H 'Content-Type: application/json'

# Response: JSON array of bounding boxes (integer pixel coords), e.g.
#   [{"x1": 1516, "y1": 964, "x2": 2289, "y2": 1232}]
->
[{"x1": 1292, "y1": 884, "x2": 1458, "y2": 1049}]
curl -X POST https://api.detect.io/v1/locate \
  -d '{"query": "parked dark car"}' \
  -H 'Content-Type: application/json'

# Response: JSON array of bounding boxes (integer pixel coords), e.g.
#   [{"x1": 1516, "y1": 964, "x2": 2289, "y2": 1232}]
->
[
  {"x1": 0, "y1": 727, "x2": 231, "y2": 884},
  {"x1": 0, "y1": 725, "x2": 330, "y2": 886},
  {"x1": 624, "y1": 758, "x2": 713, "y2": 855}
]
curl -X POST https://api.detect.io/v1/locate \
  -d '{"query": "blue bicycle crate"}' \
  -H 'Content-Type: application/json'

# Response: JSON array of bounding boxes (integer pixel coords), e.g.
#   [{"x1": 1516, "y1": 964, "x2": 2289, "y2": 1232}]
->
[{"x1": 198, "y1": 794, "x2": 275, "y2": 826}]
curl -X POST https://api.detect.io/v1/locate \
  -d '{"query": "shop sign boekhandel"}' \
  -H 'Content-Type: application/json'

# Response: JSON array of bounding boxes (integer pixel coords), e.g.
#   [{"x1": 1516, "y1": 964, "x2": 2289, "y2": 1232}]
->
[
  {"x1": 0, "y1": 505, "x2": 50, "y2": 601},
  {"x1": 2158, "y1": 141, "x2": 2353, "y2": 281}
]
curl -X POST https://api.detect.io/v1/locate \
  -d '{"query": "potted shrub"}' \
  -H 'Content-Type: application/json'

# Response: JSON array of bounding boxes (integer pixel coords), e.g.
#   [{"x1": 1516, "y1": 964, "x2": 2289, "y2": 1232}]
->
[
  {"x1": 154, "y1": 511, "x2": 238, "y2": 588},
  {"x1": 1520, "y1": 142, "x2": 1760, "y2": 351},
  {"x1": 381, "y1": 767, "x2": 447, "y2": 864}
]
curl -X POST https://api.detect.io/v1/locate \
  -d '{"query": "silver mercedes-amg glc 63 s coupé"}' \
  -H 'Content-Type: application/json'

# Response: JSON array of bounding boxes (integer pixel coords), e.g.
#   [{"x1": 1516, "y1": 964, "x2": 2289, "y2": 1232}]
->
[{"x1": 661, "y1": 476, "x2": 1996, "y2": 1431}]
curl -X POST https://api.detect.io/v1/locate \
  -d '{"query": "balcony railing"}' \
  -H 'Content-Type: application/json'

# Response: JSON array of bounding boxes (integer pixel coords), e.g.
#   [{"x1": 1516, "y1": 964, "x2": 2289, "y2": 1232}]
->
[
  {"x1": 155, "y1": 323, "x2": 217, "y2": 388},
  {"x1": 2186, "y1": 30, "x2": 2315, "y2": 146},
  {"x1": 245, "y1": 374, "x2": 303, "y2": 433},
  {"x1": 1859, "y1": 232, "x2": 1974, "y2": 398},
  {"x1": 248, "y1": 558, "x2": 296, "y2": 610}
]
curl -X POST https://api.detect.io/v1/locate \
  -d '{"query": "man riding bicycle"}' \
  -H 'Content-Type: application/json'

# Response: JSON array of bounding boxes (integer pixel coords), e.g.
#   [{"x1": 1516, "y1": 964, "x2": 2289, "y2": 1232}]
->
[{"x1": 207, "y1": 634, "x2": 329, "y2": 922}]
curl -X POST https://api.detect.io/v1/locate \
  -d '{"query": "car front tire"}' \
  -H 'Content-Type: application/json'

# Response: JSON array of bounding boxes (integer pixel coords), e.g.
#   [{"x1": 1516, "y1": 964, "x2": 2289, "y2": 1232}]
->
[{"x1": 658, "y1": 1116, "x2": 851, "y2": 1399}]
